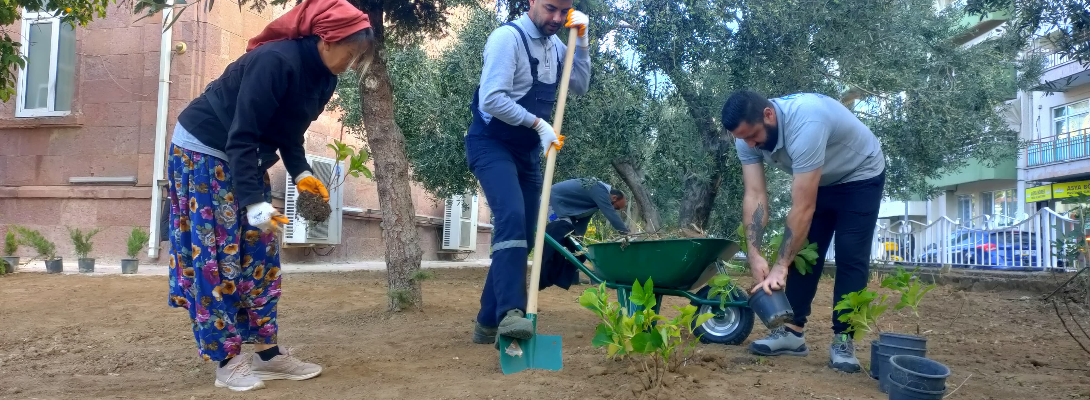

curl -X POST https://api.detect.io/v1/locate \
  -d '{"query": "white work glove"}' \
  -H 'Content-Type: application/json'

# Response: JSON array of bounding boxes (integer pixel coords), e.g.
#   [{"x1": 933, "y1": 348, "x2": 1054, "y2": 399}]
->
[
  {"x1": 566, "y1": 9, "x2": 589, "y2": 47},
  {"x1": 533, "y1": 118, "x2": 564, "y2": 155},
  {"x1": 246, "y1": 202, "x2": 289, "y2": 233}
]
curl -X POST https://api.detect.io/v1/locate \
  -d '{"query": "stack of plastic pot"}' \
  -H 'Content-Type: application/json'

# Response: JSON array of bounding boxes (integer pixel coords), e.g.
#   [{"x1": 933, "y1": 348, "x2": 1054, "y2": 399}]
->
[
  {"x1": 887, "y1": 355, "x2": 950, "y2": 399},
  {"x1": 875, "y1": 333, "x2": 926, "y2": 393}
]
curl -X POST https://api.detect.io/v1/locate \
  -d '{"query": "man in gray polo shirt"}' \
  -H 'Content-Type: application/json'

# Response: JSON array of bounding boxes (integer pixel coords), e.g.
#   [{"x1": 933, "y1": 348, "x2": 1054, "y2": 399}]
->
[{"x1": 722, "y1": 91, "x2": 886, "y2": 373}]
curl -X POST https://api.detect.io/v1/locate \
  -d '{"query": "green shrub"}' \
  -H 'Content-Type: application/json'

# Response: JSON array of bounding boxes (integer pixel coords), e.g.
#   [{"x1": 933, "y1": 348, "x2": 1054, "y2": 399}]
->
[
  {"x1": 3, "y1": 228, "x2": 17, "y2": 256},
  {"x1": 16, "y1": 227, "x2": 57, "y2": 261},
  {"x1": 126, "y1": 228, "x2": 150, "y2": 259},
  {"x1": 580, "y1": 279, "x2": 713, "y2": 389},
  {"x1": 67, "y1": 227, "x2": 102, "y2": 259}
]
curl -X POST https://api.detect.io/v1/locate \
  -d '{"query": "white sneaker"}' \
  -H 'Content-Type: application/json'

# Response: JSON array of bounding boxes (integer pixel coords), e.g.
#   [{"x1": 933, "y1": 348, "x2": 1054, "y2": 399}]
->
[
  {"x1": 251, "y1": 347, "x2": 323, "y2": 381},
  {"x1": 748, "y1": 326, "x2": 809, "y2": 356},
  {"x1": 215, "y1": 355, "x2": 266, "y2": 392}
]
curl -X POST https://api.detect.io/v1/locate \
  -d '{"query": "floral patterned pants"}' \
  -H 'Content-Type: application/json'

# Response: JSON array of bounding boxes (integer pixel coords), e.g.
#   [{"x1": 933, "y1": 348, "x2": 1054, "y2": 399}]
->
[{"x1": 166, "y1": 144, "x2": 281, "y2": 362}]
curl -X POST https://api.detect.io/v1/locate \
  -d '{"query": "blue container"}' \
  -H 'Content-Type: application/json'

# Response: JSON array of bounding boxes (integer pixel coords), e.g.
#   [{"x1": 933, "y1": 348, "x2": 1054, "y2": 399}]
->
[
  {"x1": 878, "y1": 343, "x2": 927, "y2": 393},
  {"x1": 890, "y1": 355, "x2": 950, "y2": 392}
]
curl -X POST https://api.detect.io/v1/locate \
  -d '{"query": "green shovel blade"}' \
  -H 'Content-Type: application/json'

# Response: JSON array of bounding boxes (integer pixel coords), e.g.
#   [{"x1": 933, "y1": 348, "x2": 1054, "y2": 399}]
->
[{"x1": 498, "y1": 313, "x2": 563, "y2": 374}]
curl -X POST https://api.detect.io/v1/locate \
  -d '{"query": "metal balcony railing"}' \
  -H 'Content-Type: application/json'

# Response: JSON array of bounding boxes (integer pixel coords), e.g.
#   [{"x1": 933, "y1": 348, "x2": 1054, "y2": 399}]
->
[{"x1": 1026, "y1": 128, "x2": 1090, "y2": 167}]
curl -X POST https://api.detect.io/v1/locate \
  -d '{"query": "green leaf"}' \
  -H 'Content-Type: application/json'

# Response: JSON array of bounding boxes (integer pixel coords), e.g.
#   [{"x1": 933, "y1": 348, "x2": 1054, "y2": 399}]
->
[
  {"x1": 578, "y1": 289, "x2": 600, "y2": 310},
  {"x1": 360, "y1": 168, "x2": 373, "y2": 179},
  {"x1": 793, "y1": 256, "x2": 810, "y2": 275},
  {"x1": 630, "y1": 279, "x2": 646, "y2": 306},
  {"x1": 641, "y1": 278, "x2": 656, "y2": 310},
  {"x1": 693, "y1": 312, "x2": 714, "y2": 329},
  {"x1": 630, "y1": 332, "x2": 655, "y2": 353},
  {"x1": 592, "y1": 324, "x2": 613, "y2": 347}
]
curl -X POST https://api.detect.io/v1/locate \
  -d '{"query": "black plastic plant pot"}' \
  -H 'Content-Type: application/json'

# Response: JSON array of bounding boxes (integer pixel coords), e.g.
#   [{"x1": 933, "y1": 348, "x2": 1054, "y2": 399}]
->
[
  {"x1": 78, "y1": 258, "x2": 95, "y2": 273},
  {"x1": 879, "y1": 332, "x2": 927, "y2": 350},
  {"x1": 45, "y1": 258, "x2": 63, "y2": 274},
  {"x1": 887, "y1": 376, "x2": 946, "y2": 400},
  {"x1": 2, "y1": 256, "x2": 18, "y2": 273},
  {"x1": 121, "y1": 259, "x2": 139, "y2": 275},
  {"x1": 747, "y1": 289, "x2": 794, "y2": 329},
  {"x1": 889, "y1": 355, "x2": 950, "y2": 392},
  {"x1": 870, "y1": 340, "x2": 880, "y2": 380},
  {"x1": 877, "y1": 344, "x2": 927, "y2": 393}
]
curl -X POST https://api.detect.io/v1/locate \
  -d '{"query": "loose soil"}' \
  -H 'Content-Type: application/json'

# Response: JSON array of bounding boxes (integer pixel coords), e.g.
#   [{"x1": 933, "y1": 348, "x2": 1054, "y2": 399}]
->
[
  {"x1": 296, "y1": 191, "x2": 332, "y2": 222},
  {"x1": 2, "y1": 269, "x2": 1089, "y2": 400}
]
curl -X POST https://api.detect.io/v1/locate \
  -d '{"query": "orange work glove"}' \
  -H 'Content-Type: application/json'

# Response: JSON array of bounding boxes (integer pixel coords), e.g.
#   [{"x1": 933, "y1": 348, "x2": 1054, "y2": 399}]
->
[{"x1": 295, "y1": 172, "x2": 330, "y2": 202}]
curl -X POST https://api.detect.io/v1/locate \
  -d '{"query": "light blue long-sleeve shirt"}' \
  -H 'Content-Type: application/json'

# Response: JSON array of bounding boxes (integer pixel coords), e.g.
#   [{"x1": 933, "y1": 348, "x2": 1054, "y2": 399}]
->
[{"x1": 478, "y1": 14, "x2": 592, "y2": 128}]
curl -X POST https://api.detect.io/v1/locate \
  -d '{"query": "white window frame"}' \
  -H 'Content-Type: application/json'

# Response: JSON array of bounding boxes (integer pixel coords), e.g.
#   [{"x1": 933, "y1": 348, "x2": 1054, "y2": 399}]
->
[
  {"x1": 1051, "y1": 99, "x2": 1089, "y2": 140},
  {"x1": 16, "y1": 10, "x2": 72, "y2": 118}
]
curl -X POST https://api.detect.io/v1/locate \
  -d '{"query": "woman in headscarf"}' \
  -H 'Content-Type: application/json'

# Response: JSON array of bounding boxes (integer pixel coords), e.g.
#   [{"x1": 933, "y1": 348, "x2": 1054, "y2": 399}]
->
[{"x1": 165, "y1": 0, "x2": 375, "y2": 391}]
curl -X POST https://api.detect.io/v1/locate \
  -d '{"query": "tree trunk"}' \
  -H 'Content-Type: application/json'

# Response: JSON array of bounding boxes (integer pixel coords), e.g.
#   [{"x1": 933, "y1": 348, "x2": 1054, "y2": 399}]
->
[
  {"x1": 673, "y1": 88, "x2": 727, "y2": 235},
  {"x1": 611, "y1": 159, "x2": 661, "y2": 232},
  {"x1": 358, "y1": 40, "x2": 424, "y2": 312}
]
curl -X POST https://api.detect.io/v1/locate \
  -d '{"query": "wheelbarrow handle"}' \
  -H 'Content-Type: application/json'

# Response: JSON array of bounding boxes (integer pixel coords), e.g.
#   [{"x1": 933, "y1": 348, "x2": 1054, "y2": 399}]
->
[{"x1": 544, "y1": 234, "x2": 603, "y2": 284}]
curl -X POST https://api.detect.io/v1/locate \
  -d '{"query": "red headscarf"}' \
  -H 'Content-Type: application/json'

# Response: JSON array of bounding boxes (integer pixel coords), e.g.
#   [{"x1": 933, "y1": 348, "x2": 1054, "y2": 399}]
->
[{"x1": 246, "y1": 0, "x2": 371, "y2": 52}]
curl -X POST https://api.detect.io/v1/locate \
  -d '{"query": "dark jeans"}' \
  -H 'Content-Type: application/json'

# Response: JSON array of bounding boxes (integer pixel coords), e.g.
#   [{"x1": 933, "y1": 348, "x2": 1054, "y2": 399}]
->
[
  {"x1": 786, "y1": 172, "x2": 885, "y2": 334},
  {"x1": 466, "y1": 134, "x2": 542, "y2": 327}
]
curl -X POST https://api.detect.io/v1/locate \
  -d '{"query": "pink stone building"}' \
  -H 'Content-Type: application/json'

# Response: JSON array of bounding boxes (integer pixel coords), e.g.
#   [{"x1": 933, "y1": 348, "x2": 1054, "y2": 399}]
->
[{"x1": 0, "y1": 4, "x2": 491, "y2": 265}]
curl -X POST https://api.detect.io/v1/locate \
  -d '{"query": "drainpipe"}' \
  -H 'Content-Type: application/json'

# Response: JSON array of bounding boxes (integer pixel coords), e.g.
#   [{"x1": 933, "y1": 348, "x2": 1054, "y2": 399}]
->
[{"x1": 148, "y1": 1, "x2": 175, "y2": 258}]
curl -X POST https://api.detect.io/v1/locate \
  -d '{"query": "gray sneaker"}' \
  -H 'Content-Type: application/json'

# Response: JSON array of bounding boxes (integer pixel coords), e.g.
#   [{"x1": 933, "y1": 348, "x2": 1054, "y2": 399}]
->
[
  {"x1": 748, "y1": 326, "x2": 809, "y2": 356},
  {"x1": 829, "y1": 334, "x2": 862, "y2": 373},
  {"x1": 251, "y1": 347, "x2": 323, "y2": 381},
  {"x1": 215, "y1": 355, "x2": 266, "y2": 392},
  {"x1": 497, "y1": 309, "x2": 533, "y2": 340},
  {"x1": 473, "y1": 322, "x2": 497, "y2": 344}
]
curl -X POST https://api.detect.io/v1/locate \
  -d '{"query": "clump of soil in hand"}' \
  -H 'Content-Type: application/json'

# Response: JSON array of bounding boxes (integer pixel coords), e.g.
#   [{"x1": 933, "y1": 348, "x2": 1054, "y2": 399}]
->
[{"x1": 297, "y1": 191, "x2": 331, "y2": 222}]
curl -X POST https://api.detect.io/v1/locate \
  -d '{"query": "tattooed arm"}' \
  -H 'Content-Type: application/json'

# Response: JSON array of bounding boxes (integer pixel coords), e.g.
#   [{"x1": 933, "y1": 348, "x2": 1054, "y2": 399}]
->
[
  {"x1": 775, "y1": 168, "x2": 822, "y2": 270},
  {"x1": 741, "y1": 163, "x2": 769, "y2": 257}
]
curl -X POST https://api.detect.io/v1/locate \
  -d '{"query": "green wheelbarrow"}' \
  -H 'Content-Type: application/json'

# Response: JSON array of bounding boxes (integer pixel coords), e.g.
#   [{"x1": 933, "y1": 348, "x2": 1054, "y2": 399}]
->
[{"x1": 545, "y1": 235, "x2": 755, "y2": 345}]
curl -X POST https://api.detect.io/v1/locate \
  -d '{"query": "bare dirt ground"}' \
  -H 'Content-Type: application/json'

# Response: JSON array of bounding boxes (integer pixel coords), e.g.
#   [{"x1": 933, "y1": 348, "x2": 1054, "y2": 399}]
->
[{"x1": 2, "y1": 268, "x2": 1089, "y2": 400}]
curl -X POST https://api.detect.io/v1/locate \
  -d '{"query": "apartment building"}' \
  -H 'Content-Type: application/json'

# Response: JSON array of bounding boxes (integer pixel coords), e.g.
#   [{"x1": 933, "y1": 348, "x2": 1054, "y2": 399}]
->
[{"x1": 0, "y1": 4, "x2": 492, "y2": 264}]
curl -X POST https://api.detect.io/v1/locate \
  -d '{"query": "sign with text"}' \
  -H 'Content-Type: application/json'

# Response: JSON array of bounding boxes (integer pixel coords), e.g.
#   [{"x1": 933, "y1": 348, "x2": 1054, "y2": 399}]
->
[
  {"x1": 1053, "y1": 180, "x2": 1090, "y2": 199},
  {"x1": 1025, "y1": 185, "x2": 1053, "y2": 202}
]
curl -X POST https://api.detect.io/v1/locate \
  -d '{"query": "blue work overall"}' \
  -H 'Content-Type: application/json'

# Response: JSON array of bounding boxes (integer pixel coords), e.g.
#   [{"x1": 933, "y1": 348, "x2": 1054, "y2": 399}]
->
[{"x1": 466, "y1": 22, "x2": 561, "y2": 328}]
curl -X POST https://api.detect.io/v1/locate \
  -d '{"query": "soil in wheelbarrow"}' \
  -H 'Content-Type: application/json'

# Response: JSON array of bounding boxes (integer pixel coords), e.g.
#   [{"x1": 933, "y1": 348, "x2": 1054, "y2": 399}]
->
[{"x1": 1, "y1": 269, "x2": 1089, "y2": 400}]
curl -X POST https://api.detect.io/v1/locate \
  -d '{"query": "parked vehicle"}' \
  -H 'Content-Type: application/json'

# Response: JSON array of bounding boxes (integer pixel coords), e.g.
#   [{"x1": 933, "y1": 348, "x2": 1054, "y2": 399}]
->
[{"x1": 913, "y1": 229, "x2": 1039, "y2": 268}]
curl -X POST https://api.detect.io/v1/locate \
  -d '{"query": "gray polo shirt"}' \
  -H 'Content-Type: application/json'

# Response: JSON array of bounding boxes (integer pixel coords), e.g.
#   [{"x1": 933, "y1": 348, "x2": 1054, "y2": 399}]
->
[
  {"x1": 477, "y1": 14, "x2": 591, "y2": 128},
  {"x1": 736, "y1": 93, "x2": 885, "y2": 186}
]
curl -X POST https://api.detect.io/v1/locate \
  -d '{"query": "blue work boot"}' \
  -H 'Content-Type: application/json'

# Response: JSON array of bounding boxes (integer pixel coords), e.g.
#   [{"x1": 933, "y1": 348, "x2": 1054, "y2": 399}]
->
[
  {"x1": 748, "y1": 326, "x2": 809, "y2": 356},
  {"x1": 829, "y1": 333, "x2": 862, "y2": 373}
]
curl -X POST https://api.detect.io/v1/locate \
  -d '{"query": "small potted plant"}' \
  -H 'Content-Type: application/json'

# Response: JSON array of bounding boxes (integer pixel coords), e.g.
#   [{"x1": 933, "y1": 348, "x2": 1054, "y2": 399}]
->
[
  {"x1": 122, "y1": 227, "x2": 150, "y2": 274},
  {"x1": 3, "y1": 227, "x2": 19, "y2": 272},
  {"x1": 16, "y1": 227, "x2": 61, "y2": 273},
  {"x1": 68, "y1": 227, "x2": 102, "y2": 273}
]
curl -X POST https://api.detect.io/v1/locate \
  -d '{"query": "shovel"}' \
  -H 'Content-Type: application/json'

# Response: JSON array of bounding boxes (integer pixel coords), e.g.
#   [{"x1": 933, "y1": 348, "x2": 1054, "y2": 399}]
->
[{"x1": 497, "y1": 27, "x2": 579, "y2": 375}]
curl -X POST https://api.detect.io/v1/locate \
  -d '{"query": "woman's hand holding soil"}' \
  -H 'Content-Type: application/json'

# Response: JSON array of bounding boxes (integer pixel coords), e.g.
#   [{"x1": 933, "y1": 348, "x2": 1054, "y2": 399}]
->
[{"x1": 295, "y1": 171, "x2": 330, "y2": 202}]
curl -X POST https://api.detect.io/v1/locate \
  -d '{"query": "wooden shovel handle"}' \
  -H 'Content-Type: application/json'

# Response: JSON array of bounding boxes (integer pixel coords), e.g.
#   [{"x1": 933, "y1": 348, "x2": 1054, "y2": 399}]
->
[{"x1": 527, "y1": 28, "x2": 579, "y2": 315}]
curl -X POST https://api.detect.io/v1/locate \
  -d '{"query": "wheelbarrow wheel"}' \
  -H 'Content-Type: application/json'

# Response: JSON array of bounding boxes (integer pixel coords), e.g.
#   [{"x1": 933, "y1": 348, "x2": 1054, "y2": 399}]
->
[{"x1": 691, "y1": 286, "x2": 754, "y2": 345}]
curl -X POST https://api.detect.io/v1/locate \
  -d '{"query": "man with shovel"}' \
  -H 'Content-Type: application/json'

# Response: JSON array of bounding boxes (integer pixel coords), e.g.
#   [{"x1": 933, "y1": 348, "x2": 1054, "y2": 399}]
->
[
  {"x1": 722, "y1": 91, "x2": 886, "y2": 373},
  {"x1": 465, "y1": 0, "x2": 592, "y2": 345}
]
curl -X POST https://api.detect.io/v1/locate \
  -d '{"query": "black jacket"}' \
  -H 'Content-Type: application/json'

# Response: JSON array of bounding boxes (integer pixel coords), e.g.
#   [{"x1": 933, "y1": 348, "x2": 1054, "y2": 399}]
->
[{"x1": 177, "y1": 36, "x2": 336, "y2": 208}]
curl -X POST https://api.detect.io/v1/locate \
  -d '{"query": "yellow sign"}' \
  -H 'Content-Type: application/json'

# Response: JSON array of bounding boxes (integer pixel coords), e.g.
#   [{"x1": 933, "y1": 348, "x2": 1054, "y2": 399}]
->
[
  {"x1": 1026, "y1": 185, "x2": 1053, "y2": 202},
  {"x1": 1053, "y1": 180, "x2": 1090, "y2": 199}
]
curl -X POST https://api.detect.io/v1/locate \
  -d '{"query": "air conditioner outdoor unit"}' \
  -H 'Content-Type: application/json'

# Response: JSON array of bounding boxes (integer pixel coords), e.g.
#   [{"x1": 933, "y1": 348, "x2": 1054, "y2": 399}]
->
[
  {"x1": 283, "y1": 154, "x2": 344, "y2": 246},
  {"x1": 442, "y1": 194, "x2": 479, "y2": 251}
]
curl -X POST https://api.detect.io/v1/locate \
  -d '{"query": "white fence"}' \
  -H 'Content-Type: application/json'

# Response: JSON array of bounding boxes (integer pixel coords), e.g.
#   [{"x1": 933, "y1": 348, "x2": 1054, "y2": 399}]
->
[{"x1": 824, "y1": 208, "x2": 1079, "y2": 271}]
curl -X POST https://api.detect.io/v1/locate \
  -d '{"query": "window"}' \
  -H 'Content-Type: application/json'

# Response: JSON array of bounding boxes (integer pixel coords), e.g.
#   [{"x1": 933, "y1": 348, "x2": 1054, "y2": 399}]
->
[
  {"x1": 1052, "y1": 99, "x2": 1089, "y2": 139},
  {"x1": 982, "y1": 189, "x2": 1018, "y2": 225},
  {"x1": 957, "y1": 194, "x2": 973, "y2": 226},
  {"x1": 17, "y1": 9, "x2": 75, "y2": 118}
]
